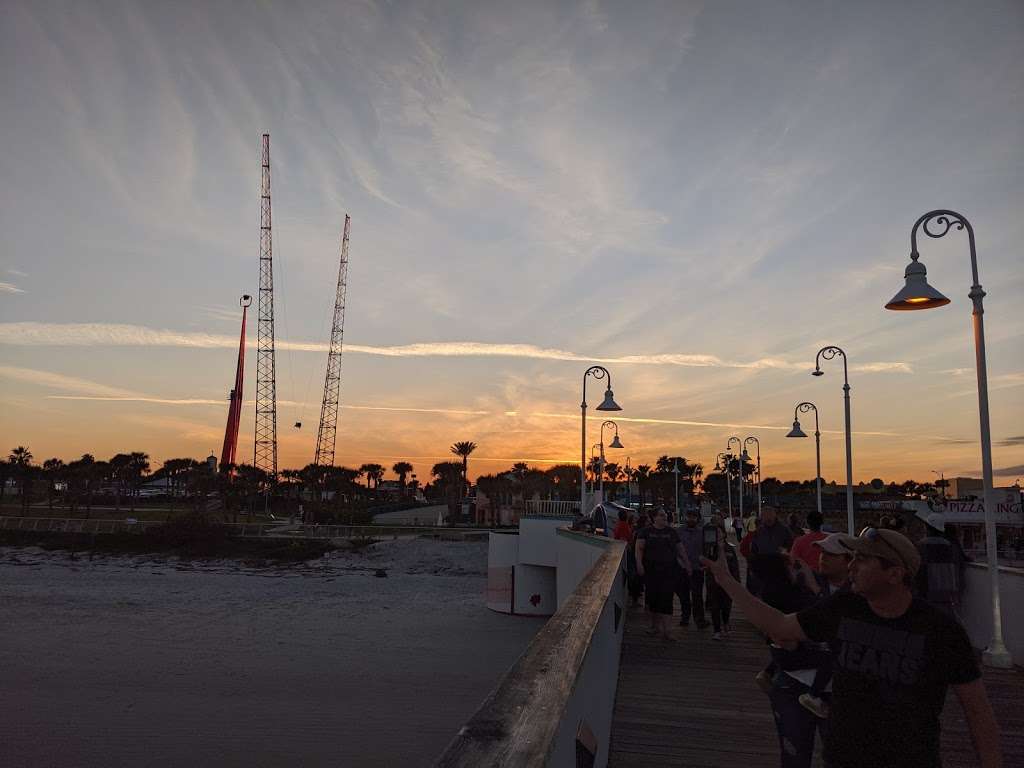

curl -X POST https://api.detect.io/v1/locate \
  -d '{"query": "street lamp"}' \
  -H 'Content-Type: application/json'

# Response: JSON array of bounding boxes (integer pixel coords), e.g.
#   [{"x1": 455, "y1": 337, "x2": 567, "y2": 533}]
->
[
  {"x1": 932, "y1": 470, "x2": 946, "y2": 500},
  {"x1": 580, "y1": 366, "x2": 621, "y2": 515},
  {"x1": 716, "y1": 452, "x2": 732, "y2": 519},
  {"x1": 885, "y1": 208, "x2": 1011, "y2": 668},
  {"x1": 727, "y1": 436, "x2": 743, "y2": 524},
  {"x1": 744, "y1": 437, "x2": 762, "y2": 516},
  {"x1": 672, "y1": 459, "x2": 680, "y2": 520},
  {"x1": 813, "y1": 346, "x2": 854, "y2": 534},
  {"x1": 786, "y1": 402, "x2": 822, "y2": 516},
  {"x1": 599, "y1": 420, "x2": 624, "y2": 498}
]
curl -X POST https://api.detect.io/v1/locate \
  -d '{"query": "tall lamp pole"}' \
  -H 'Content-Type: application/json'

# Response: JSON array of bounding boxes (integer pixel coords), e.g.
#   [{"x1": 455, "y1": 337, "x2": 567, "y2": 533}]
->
[
  {"x1": 884, "y1": 209, "x2": 1011, "y2": 668},
  {"x1": 599, "y1": 420, "x2": 624, "y2": 499},
  {"x1": 727, "y1": 437, "x2": 742, "y2": 523},
  {"x1": 673, "y1": 459, "x2": 680, "y2": 520},
  {"x1": 786, "y1": 402, "x2": 822, "y2": 516},
  {"x1": 580, "y1": 366, "x2": 621, "y2": 515},
  {"x1": 744, "y1": 437, "x2": 762, "y2": 517},
  {"x1": 716, "y1": 452, "x2": 732, "y2": 519},
  {"x1": 813, "y1": 346, "x2": 854, "y2": 534}
]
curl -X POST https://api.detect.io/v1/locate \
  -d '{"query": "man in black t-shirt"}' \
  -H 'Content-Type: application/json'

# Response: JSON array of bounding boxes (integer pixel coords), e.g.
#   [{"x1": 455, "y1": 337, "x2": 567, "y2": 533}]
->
[{"x1": 702, "y1": 526, "x2": 1002, "y2": 768}]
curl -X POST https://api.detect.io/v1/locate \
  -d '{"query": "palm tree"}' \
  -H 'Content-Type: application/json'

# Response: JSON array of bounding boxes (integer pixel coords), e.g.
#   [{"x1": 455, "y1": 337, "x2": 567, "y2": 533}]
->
[
  {"x1": 432, "y1": 460, "x2": 466, "y2": 523},
  {"x1": 126, "y1": 452, "x2": 150, "y2": 512},
  {"x1": 450, "y1": 441, "x2": 477, "y2": 497},
  {"x1": 107, "y1": 453, "x2": 132, "y2": 510},
  {"x1": 42, "y1": 458, "x2": 64, "y2": 510},
  {"x1": 634, "y1": 465, "x2": 652, "y2": 511},
  {"x1": 392, "y1": 462, "x2": 414, "y2": 496},
  {"x1": 9, "y1": 446, "x2": 34, "y2": 511},
  {"x1": 358, "y1": 463, "x2": 385, "y2": 490}
]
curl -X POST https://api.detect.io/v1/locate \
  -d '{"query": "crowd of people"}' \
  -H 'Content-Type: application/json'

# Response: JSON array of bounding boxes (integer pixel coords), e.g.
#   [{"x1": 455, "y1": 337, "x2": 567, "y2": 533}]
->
[{"x1": 609, "y1": 503, "x2": 1002, "y2": 768}]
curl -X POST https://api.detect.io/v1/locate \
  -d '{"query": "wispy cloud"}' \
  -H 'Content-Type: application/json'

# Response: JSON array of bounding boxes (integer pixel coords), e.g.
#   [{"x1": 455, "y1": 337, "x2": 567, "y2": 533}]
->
[
  {"x1": 0, "y1": 282, "x2": 26, "y2": 294},
  {"x1": 533, "y1": 412, "x2": 897, "y2": 437},
  {"x1": 0, "y1": 322, "x2": 912, "y2": 372},
  {"x1": 0, "y1": 365, "x2": 136, "y2": 398},
  {"x1": 6, "y1": 269, "x2": 28, "y2": 277}
]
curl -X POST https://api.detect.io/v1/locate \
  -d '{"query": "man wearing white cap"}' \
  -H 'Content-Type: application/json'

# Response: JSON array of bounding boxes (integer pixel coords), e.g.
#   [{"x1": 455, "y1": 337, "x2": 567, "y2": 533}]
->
[
  {"x1": 914, "y1": 510, "x2": 965, "y2": 618},
  {"x1": 702, "y1": 526, "x2": 1002, "y2": 767}
]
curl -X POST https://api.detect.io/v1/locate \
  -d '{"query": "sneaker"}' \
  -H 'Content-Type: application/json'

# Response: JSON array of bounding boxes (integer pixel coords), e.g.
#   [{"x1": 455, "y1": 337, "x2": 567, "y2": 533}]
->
[
  {"x1": 722, "y1": 623, "x2": 731, "y2": 635},
  {"x1": 799, "y1": 693, "x2": 830, "y2": 719},
  {"x1": 755, "y1": 670, "x2": 774, "y2": 695},
  {"x1": 712, "y1": 631, "x2": 723, "y2": 640}
]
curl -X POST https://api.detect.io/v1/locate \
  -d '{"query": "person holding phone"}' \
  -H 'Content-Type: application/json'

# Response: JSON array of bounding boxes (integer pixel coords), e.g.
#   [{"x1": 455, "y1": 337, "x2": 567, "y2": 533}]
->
[{"x1": 706, "y1": 522, "x2": 740, "y2": 639}]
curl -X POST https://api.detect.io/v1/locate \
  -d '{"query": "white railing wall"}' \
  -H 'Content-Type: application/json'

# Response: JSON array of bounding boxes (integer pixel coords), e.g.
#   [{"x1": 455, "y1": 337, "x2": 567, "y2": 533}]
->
[{"x1": 960, "y1": 562, "x2": 1024, "y2": 665}]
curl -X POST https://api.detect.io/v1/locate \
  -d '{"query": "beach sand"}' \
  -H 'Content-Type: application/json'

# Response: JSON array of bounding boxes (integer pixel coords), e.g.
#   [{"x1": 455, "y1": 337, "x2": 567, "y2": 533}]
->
[{"x1": 0, "y1": 539, "x2": 542, "y2": 767}]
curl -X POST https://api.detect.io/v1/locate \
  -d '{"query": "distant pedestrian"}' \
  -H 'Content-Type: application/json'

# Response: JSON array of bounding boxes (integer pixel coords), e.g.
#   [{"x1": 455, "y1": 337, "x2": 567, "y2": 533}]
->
[
  {"x1": 612, "y1": 508, "x2": 633, "y2": 542},
  {"x1": 787, "y1": 511, "x2": 804, "y2": 538},
  {"x1": 676, "y1": 509, "x2": 708, "y2": 628},
  {"x1": 914, "y1": 511, "x2": 965, "y2": 618},
  {"x1": 751, "y1": 506, "x2": 794, "y2": 558},
  {"x1": 790, "y1": 510, "x2": 827, "y2": 572},
  {"x1": 635, "y1": 509, "x2": 691, "y2": 640},
  {"x1": 706, "y1": 522, "x2": 740, "y2": 639}
]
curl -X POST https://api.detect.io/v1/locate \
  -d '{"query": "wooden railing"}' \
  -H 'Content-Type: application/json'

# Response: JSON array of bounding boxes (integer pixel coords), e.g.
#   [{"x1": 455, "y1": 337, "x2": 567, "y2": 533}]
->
[{"x1": 435, "y1": 532, "x2": 626, "y2": 767}]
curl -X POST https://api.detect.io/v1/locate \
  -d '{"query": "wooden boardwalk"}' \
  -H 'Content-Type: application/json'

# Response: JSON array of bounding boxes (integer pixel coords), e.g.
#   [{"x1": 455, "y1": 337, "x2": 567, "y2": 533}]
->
[{"x1": 609, "y1": 603, "x2": 1023, "y2": 767}]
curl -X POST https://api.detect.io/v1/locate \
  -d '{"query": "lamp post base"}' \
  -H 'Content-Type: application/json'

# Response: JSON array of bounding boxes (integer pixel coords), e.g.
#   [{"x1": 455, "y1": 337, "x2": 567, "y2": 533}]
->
[{"x1": 982, "y1": 643, "x2": 1014, "y2": 669}]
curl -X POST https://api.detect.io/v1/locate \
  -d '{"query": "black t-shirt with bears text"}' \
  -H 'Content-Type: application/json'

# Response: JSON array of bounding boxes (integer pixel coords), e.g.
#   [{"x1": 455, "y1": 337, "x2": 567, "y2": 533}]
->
[{"x1": 797, "y1": 592, "x2": 980, "y2": 768}]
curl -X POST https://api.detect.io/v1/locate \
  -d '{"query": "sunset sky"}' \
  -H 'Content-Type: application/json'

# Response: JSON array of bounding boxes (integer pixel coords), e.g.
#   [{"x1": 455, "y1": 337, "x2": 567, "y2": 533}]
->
[{"x1": 2, "y1": 0, "x2": 1022, "y2": 483}]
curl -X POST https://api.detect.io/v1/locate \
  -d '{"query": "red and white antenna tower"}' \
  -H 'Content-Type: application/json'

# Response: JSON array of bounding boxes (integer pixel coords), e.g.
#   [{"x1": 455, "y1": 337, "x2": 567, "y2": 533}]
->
[
  {"x1": 219, "y1": 294, "x2": 251, "y2": 470},
  {"x1": 254, "y1": 134, "x2": 278, "y2": 479},
  {"x1": 314, "y1": 214, "x2": 352, "y2": 468}
]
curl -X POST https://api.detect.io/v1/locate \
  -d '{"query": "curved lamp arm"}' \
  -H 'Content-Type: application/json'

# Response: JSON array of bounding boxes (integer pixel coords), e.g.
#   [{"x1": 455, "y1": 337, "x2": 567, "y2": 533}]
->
[
  {"x1": 814, "y1": 345, "x2": 848, "y2": 385},
  {"x1": 581, "y1": 365, "x2": 611, "y2": 407},
  {"x1": 796, "y1": 401, "x2": 819, "y2": 433},
  {"x1": 911, "y1": 209, "x2": 980, "y2": 287}
]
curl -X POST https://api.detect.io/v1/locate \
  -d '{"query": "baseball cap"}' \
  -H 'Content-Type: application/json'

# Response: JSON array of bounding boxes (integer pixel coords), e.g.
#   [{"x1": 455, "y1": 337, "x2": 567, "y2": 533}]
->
[
  {"x1": 812, "y1": 532, "x2": 856, "y2": 555},
  {"x1": 914, "y1": 509, "x2": 946, "y2": 532},
  {"x1": 847, "y1": 528, "x2": 921, "y2": 576}
]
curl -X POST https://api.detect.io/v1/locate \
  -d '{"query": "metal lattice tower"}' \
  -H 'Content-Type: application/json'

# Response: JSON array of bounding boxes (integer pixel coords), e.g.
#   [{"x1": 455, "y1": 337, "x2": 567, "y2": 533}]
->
[
  {"x1": 254, "y1": 134, "x2": 278, "y2": 478},
  {"x1": 314, "y1": 214, "x2": 352, "y2": 468}
]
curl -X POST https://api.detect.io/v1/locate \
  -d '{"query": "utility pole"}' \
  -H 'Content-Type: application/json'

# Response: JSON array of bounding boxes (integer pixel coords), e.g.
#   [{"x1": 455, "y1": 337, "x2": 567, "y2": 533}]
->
[
  {"x1": 254, "y1": 134, "x2": 279, "y2": 494},
  {"x1": 315, "y1": 215, "x2": 352, "y2": 470}
]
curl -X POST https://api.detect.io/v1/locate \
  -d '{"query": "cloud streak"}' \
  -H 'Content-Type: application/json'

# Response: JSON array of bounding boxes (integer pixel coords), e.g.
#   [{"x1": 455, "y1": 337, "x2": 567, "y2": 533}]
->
[
  {"x1": 0, "y1": 282, "x2": 26, "y2": 294},
  {"x1": 0, "y1": 322, "x2": 912, "y2": 373}
]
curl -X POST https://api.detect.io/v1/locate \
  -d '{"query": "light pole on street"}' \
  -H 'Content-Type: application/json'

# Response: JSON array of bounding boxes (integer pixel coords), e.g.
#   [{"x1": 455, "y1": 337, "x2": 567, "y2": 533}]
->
[
  {"x1": 580, "y1": 366, "x2": 621, "y2": 515},
  {"x1": 598, "y1": 420, "x2": 624, "y2": 497},
  {"x1": 813, "y1": 346, "x2": 854, "y2": 534},
  {"x1": 716, "y1": 452, "x2": 732, "y2": 520},
  {"x1": 786, "y1": 402, "x2": 822, "y2": 517},
  {"x1": 727, "y1": 436, "x2": 742, "y2": 524},
  {"x1": 744, "y1": 437, "x2": 762, "y2": 517},
  {"x1": 884, "y1": 208, "x2": 1011, "y2": 668}
]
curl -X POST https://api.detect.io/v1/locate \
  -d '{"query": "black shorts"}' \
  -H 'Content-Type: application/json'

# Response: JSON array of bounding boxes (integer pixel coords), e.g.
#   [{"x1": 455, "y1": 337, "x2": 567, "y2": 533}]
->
[{"x1": 645, "y1": 562, "x2": 678, "y2": 615}]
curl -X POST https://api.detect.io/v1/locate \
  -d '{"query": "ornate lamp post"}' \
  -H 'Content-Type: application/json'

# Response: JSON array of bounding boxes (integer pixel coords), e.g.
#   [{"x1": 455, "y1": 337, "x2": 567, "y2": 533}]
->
[
  {"x1": 813, "y1": 346, "x2": 854, "y2": 534},
  {"x1": 786, "y1": 402, "x2": 822, "y2": 516},
  {"x1": 744, "y1": 437, "x2": 762, "y2": 517},
  {"x1": 727, "y1": 436, "x2": 742, "y2": 524},
  {"x1": 884, "y1": 209, "x2": 1011, "y2": 668},
  {"x1": 580, "y1": 366, "x2": 621, "y2": 514},
  {"x1": 716, "y1": 452, "x2": 732, "y2": 519},
  {"x1": 598, "y1": 420, "x2": 624, "y2": 497}
]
